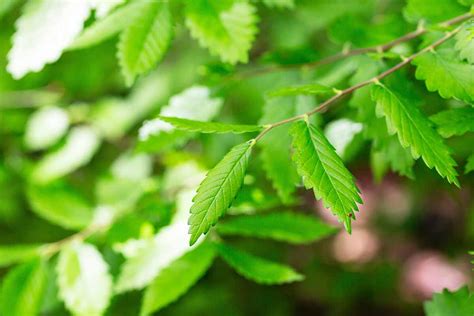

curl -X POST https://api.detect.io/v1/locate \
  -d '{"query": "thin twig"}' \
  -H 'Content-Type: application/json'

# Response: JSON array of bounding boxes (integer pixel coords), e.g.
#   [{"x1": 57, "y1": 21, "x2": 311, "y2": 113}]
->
[
  {"x1": 254, "y1": 27, "x2": 462, "y2": 143},
  {"x1": 232, "y1": 12, "x2": 472, "y2": 81}
]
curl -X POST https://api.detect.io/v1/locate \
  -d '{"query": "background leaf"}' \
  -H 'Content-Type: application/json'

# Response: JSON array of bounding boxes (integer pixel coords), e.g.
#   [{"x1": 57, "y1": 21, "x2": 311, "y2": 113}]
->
[
  {"x1": 158, "y1": 116, "x2": 264, "y2": 134},
  {"x1": 431, "y1": 107, "x2": 474, "y2": 137},
  {"x1": 424, "y1": 286, "x2": 474, "y2": 316}
]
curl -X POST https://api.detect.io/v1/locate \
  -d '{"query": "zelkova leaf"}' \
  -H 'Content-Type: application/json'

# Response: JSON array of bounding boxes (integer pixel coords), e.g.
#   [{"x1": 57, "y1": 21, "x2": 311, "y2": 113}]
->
[
  {"x1": 267, "y1": 83, "x2": 335, "y2": 98},
  {"x1": 216, "y1": 243, "x2": 304, "y2": 284},
  {"x1": 57, "y1": 242, "x2": 113, "y2": 316},
  {"x1": 118, "y1": 1, "x2": 173, "y2": 85},
  {"x1": 371, "y1": 83, "x2": 459, "y2": 186},
  {"x1": 262, "y1": 0, "x2": 295, "y2": 9},
  {"x1": 158, "y1": 116, "x2": 264, "y2": 134},
  {"x1": 0, "y1": 244, "x2": 42, "y2": 268},
  {"x1": 430, "y1": 107, "x2": 474, "y2": 137},
  {"x1": 69, "y1": 0, "x2": 147, "y2": 50},
  {"x1": 424, "y1": 286, "x2": 474, "y2": 316},
  {"x1": 455, "y1": 21, "x2": 474, "y2": 64},
  {"x1": 7, "y1": 0, "x2": 91, "y2": 79},
  {"x1": 466, "y1": 154, "x2": 474, "y2": 174},
  {"x1": 0, "y1": 259, "x2": 48, "y2": 316},
  {"x1": 185, "y1": 0, "x2": 258, "y2": 64},
  {"x1": 289, "y1": 119, "x2": 362, "y2": 231},
  {"x1": 412, "y1": 48, "x2": 474, "y2": 103},
  {"x1": 140, "y1": 242, "x2": 216, "y2": 316},
  {"x1": 403, "y1": 0, "x2": 465, "y2": 23},
  {"x1": 217, "y1": 211, "x2": 337, "y2": 244},
  {"x1": 189, "y1": 141, "x2": 254, "y2": 245}
]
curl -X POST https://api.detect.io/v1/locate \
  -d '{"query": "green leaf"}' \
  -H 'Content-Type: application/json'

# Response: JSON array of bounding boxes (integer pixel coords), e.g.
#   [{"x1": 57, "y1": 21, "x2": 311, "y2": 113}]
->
[
  {"x1": 371, "y1": 83, "x2": 459, "y2": 186},
  {"x1": 0, "y1": 0, "x2": 20, "y2": 22},
  {"x1": 69, "y1": 0, "x2": 146, "y2": 50},
  {"x1": 455, "y1": 21, "x2": 474, "y2": 64},
  {"x1": 118, "y1": 1, "x2": 173, "y2": 85},
  {"x1": 262, "y1": 0, "x2": 294, "y2": 9},
  {"x1": 0, "y1": 245, "x2": 42, "y2": 268},
  {"x1": 189, "y1": 141, "x2": 254, "y2": 245},
  {"x1": 424, "y1": 286, "x2": 474, "y2": 316},
  {"x1": 31, "y1": 126, "x2": 101, "y2": 184},
  {"x1": 289, "y1": 119, "x2": 362, "y2": 231},
  {"x1": 159, "y1": 116, "x2": 264, "y2": 134},
  {"x1": 371, "y1": 136, "x2": 416, "y2": 180},
  {"x1": 403, "y1": 0, "x2": 465, "y2": 23},
  {"x1": 140, "y1": 242, "x2": 216, "y2": 316},
  {"x1": 413, "y1": 48, "x2": 474, "y2": 104},
  {"x1": 466, "y1": 154, "x2": 474, "y2": 174},
  {"x1": 7, "y1": 0, "x2": 91, "y2": 79},
  {"x1": 217, "y1": 211, "x2": 337, "y2": 244},
  {"x1": 27, "y1": 181, "x2": 93, "y2": 230},
  {"x1": 57, "y1": 242, "x2": 112, "y2": 316},
  {"x1": 185, "y1": 0, "x2": 258, "y2": 64},
  {"x1": 431, "y1": 107, "x2": 474, "y2": 137},
  {"x1": 0, "y1": 259, "x2": 48, "y2": 316},
  {"x1": 267, "y1": 83, "x2": 335, "y2": 98},
  {"x1": 216, "y1": 243, "x2": 303, "y2": 284}
]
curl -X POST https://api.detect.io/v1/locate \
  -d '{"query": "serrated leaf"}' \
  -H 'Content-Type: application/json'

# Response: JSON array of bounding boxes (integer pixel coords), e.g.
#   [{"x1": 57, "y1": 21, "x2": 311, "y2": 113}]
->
[
  {"x1": 189, "y1": 141, "x2": 254, "y2": 245},
  {"x1": 403, "y1": 0, "x2": 465, "y2": 23},
  {"x1": 69, "y1": 0, "x2": 147, "y2": 50},
  {"x1": 267, "y1": 83, "x2": 335, "y2": 98},
  {"x1": 466, "y1": 154, "x2": 474, "y2": 174},
  {"x1": 138, "y1": 86, "x2": 222, "y2": 152},
  {"x1": 57, "y1": 242, "x2": 112, "y2": 316},
  {"x1": 26, "y1": 181, "x2": 93, "y2": 230},
  {"x1": 262, "y1": 0, "x2": 295, "y2": 8},
  {"x1": 0, "y1": 259, "x2": 48, "y2": 316},
  {"x1": 115, "y1": 190, "x2": 199, "y2": 292},
  {"x1": 431, "y1": 107, "x2": 474, "y2": 137},
  {"x1": 413, "y1": 48, "x2": 474, "y2": 103},
  {"x1": 185, "y1": 0, "x2": 258, "y2": 64},
  {"x1": 371, "y1": 83, "x2": 459, "y2": 185},
  {"x1": 289, "y1": 120, "x2": 362, "y2": 231},
  {"x1": 216, "y1": 243, "x2": 303, "y2": 284},
  {"x1": 24, "y1": 106, "x2": 70, "y2": 151},
  {"x1": 158, "y1": 116, "x2": 263, "y2": 134},
  {"x1": 31, "y1": 126, "x2": 101, "y2": 184},
  {"x1": 0, "y1": 244, "x2": 41, "y2": 268},
  {"x1": 424, "y1": 286, "x2": 474, "y2": 316},
  {"x1": 7, "y1": 0, "x2": 91, "y2": 79},
  {"x1": 217, "y1": 212, "x2": 337, "y2": 244},
  {"x1": 455, "y1": 21, "x2": 474, "y2": 64},
  {"x1": 372, "y1": 136, "x2": 416, "y2": 180},
  {"x1": 118, "y1": 1, "x2": 173, "y2": 85},
  {"x1": 140, "y1": 242, "x2": 216, "y2": 316}
]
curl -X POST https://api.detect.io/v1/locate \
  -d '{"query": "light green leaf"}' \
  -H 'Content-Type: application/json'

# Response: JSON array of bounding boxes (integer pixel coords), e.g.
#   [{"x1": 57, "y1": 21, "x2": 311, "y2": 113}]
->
[
  {"x1": 27, "y1": 181, "x2": 93, "y2": 230},
  {"x1": 371, "y1": 83, "x2": 459, "y2": 186},
  {"x1": 267, "y1": 83, "x2": 335, "y2": 98},
  {"x1": 31, "y1": 126, "x2": 101, "y2": 184},
  {"x1": 7, "y1": 0, "x2": 91, "y2": 79},
  {"x1": 216, "y1": 243, "x2": 303, "y2": 284},
  {"x1": 189, "y1": 141, "x2": 254, "y2": 245},
  {"x1": 118, "y1": 1, "x2": 173, "y2": 85},
  {"x1": 0, "y1": 259, "x2": 48, "y2": 316},
  {"x1": 372, "y1": 136, "x2": 416, "y2": 180},
  {"x1": 115, "y1": 190, "x2": 199, "y2": 292},
  {"x1": 138, "y1": 86, "x2": 222, "y2": 152},
  {"x1": 403, "y1": 0, "x2": 465, "y2": 23},
  {"x1": 57, "y1": 242, "x2": 112, "y2": 316},
  {"x1": 424, "y1": 286, "x2": 474, "y2": 316},
  {"x1": 289, "y1": 119, "x2": 362, "y2": 231},
  {"x1": 158, "y1": 116, "x2": 264, "y2": 134},
  {"x1": 185, "y1": 0, "x2": 258, "y2": 64},
  {"x1": 217, "y1": 211, "x2": 337, "y2": 244},
  {"x1": 431, "y1": 107, "x2": 474, "y2": 137},
  {"x1": 262, "y1": 0, "x2": 294, "y2": 8},
  {"x1": 0, "y1": 0, "x2": 21, "y2": 20},
  {"x1": 466, "y1": 154, "x2": 474, "y2": 174},
  {"x1": 140, "y1": 242, "x2": 216, "y2": 316},
  {"x1": 0, "y1": 244, "x2": 41, "y2": 268},
  {"x1": 455, "y1": 21, "x2": 474, "y2": 64},
  {"x1": 413, "y1": 48, "x2": 474, "y2": 104},
  {"x1": 69, "y1": 0, "x2": 147, "y2": 50},
  {"x1": 24, "y1": 106, "x2": 70, "y2": 151}
]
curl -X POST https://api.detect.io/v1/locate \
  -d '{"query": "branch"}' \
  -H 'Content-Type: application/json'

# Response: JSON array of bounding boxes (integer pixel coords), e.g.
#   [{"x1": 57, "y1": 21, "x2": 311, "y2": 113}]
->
[
  {"x1": 234, "y1": 12, "x2": 472, "y2": 81},
  {"x1": 254, "y1": 26, "x2": 462, "y2": 142}
]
